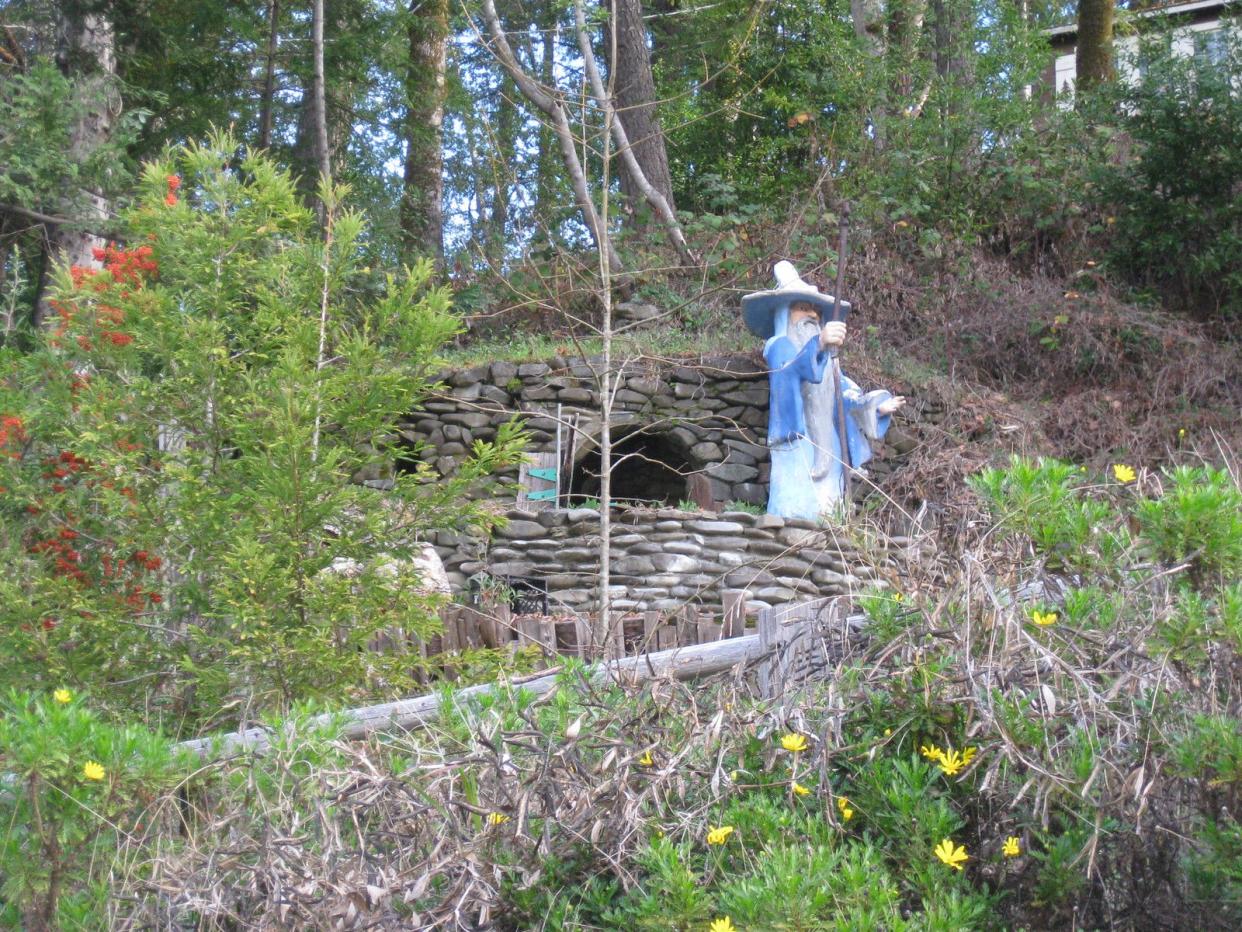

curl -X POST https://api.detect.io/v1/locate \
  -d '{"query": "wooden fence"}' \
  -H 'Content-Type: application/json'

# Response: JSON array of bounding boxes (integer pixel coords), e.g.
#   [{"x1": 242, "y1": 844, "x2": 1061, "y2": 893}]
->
[
  {"x1": 423, "y1": 589, "x2": 755, "y2": 664},
  {"x1": 183, "y1": 596, "x2": 862, "y2": 758}
]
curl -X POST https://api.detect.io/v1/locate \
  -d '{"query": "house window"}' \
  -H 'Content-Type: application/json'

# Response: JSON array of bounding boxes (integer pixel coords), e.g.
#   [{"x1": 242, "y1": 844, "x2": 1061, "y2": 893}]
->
[{"x1": 1195, "y1": 29, "x2": 1228, "y2": 69}]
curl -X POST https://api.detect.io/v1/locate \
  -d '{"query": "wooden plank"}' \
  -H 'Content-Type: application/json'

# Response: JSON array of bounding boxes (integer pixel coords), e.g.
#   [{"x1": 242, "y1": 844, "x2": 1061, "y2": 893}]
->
[
  {"x1": 441, "y1": 606, "x2": 460, "y2": 653},
  {"x1": 722, "y1": 589, "x2": 748, "y2": 639},
  {"x1": 181, "y1": 632, "x2": 769, "y2": 758},
  {"x1": 468, "y1": 606, "x2": 496, "y2": 649},
  {"x1": 676, "y1": 607, "x2": 697, "y2": 647},
  {"x1": 538, "y1": 617, "x2": 556, "y2": 657},
  {"x1": 516, "y1": 451, "x2": 559, "y2": 510},
  {"x1": 686, "y1": 472, "x2": 714, "y2": 510},
  {"x1": 572, "y1": 615, "x2": 590, "y2": 658},
  {"x1": 516, "y1": 616, "x2": 542, "y2": 650},
  {"x1": 493, "y1": 604, "x2": 514, "y2": 647},
  {"x1": 642, "y1": 611, "x2": 660, "y2": 653}
]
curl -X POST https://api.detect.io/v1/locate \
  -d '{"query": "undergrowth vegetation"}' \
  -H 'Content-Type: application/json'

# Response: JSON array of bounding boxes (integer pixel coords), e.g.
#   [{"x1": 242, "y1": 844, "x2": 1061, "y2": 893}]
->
[{"x1": 3, "y1": 457, "x2": 1239, "y2": 928}]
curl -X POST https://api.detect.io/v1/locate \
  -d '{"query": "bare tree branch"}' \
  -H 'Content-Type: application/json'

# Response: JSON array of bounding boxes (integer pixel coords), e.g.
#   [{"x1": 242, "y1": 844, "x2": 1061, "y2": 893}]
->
[
  {"x1": 572, "y1": 0, "x2": 696, "y2": 267},
  {"x1": 477, "y1": 0, "x2": 623, "y2": 274}
]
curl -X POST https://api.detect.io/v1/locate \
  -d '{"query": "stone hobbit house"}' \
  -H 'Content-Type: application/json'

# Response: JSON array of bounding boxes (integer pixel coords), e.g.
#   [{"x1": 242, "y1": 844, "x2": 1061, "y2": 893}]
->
[{"x1": 398, "y1": 347, "x2": 929, "y2": 620}]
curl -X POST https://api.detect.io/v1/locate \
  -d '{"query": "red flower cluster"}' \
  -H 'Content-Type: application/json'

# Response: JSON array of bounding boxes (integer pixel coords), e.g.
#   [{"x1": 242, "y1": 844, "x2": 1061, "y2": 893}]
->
[
  {"x1": 0, "y1": 415, "x2": 25, "y2": 457},
  {"x1": 164, "y1": 174, "x2": 181, "y2": 207},
  {"x1": 22, "y1": 448, "x2": 165, "y2": 614},
  {"x1": 91, "y1": 244, "x2": 158, "y2": 287},
  {"x1": 54, "y1": 244, "x2": 156, "y2": 350}
]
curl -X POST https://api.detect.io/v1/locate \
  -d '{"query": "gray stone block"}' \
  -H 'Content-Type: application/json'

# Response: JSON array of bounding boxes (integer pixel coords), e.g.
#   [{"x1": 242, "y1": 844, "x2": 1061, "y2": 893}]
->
[
  {"x1": 652, "y1": 553, "x2": 698, "y2": 573},
  {"x1": 494, "y1": 520, "x2": 546, "y2": 540},
  {"x1": 687, "y1": 520, "x2": 745, "y2": 534},
  {"x1": 662, "y1": 541, "x2": 703, "y2": 556},
  {"x1": 491, "y1": 361, "x2": 518, "y2": 384},
  {"x1": 754, "y1": 585, "x2": 797, "y2": 602},
  {"x1": 489, "y1": 560, "x2": 536, "y2": 576},
  {"x1": 691, "y1": 441, "x2": 724, "y2": 461},
  {"x1": 726, "y1": 568, "x2": 776, "y2": 588},
  {"x1": 478, "y1": 385, "x2": 512, "y2": 405},
  {"x1": 536, "y1": 510, "x2": 567, "y2": 527},
  {"x1": 614, "y1": 556, "x2": 655, "y2": 575},
  {"x1": 449, "y1": 365, "x2": 489, "y2": 387},
  {"x1": 627, "y1": 377, "x2": 662, "y2": 395},
  {"x1": 443, "y1": 412, "x2": 493, "y2": 429}
]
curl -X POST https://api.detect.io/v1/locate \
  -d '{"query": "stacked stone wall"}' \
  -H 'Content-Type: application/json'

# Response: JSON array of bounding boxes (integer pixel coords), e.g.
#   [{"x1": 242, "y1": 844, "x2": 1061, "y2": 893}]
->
[
  {"x1": 429, "y1": 506, "x2": 897, "y2": 615},
  {"x1": 400, "y1": 351, "x2": 927, "y2": 506},
  {"x1": 401, "y1": 353, "x2": 778, "y2": 506}
]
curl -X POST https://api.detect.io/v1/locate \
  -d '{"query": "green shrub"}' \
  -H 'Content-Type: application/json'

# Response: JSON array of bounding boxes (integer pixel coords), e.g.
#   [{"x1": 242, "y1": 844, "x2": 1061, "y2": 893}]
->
[
  {"x1": 1137, "y1": 465, "x2": 1242, "y2": 581},
  {"x1": 0, "y1": 689, "x2": 187, "y2": 928},
  {"x1": 972, "y1": 456, "x2": 1130, "y2": 571},
  {"x1": 1098, "y1": 37, "x2": 1242, "y2": 319},
  {"x1": 0, "y1": 134, "x2": 526, "y2": 732}
]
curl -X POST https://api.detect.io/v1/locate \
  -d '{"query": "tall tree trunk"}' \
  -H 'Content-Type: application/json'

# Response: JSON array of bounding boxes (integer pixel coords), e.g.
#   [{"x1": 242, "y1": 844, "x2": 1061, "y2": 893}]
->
[
  {"x1": 487, "y1": 74, "x2": 516, "y2": 265},
  {"x1": 310, "y1": 0, "x2": 331, "y2": 186},
  {"x1": 36, "y1": 2, "x2": 116, "y2": 328},
  {"x1": 533, "y1": 7, "x2": 559, "y2": 237},
  {"x1": 1076, "y1": 0, "x2": 1114, "y2": 92},
  {"x1": 575, "y1": 0, "x2": 693, "y2": 263},
  {"x1": 258, "y1": 0, "x2": 281, "y2": 150},
  {"x1": 401, "y1": 0, "x2": 448, "y2": 263},
  {"x1": 851, "y1": 0, "x2": 888, "y2": 147},
  {"x1": 931, "y1": 0, "x2": 971, "y2": 83},
  {"x1": 607, "y1": 0, "x2": 675, "y2": 211}
]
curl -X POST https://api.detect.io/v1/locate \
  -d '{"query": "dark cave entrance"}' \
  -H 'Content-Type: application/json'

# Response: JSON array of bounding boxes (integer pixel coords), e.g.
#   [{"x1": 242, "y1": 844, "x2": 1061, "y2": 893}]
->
[{"x1": 569, "y1": 430, "x2": 699, "y2": 507}]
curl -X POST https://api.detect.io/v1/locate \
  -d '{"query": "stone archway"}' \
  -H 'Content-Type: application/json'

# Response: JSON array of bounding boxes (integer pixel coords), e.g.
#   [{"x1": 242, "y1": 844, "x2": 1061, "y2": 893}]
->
[{"x1": 569, "y1": 428, "x2": 703, "y2": 507}]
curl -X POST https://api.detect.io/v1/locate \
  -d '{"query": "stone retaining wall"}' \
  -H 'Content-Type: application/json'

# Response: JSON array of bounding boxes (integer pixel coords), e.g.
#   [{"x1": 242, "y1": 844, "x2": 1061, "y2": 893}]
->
[
  {"x1": 401, "y1": 353, "x2": 777, "y2": 506},
  {"x1": 430, "y1": 506, "x2": 897, "y2": 614},
  {"x1": 400, "y1": 351, "x2": 926, "y2": 508}
]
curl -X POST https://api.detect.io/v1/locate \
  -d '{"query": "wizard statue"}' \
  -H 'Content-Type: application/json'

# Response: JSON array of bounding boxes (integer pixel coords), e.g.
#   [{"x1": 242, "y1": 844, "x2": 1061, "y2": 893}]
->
[{"x1": 743, "y1": 261, "x2": 905, "y2": 520}]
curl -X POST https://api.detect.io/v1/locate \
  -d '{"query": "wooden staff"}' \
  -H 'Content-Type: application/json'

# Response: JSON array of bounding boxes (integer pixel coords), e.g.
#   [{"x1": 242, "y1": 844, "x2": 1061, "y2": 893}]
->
[{"x1": 828, "y1": 203, "x2": 852, "y2": 500}]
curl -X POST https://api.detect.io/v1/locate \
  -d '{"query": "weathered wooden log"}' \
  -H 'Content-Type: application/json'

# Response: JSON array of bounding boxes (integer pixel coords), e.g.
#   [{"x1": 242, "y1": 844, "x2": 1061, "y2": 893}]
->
[{"x1": 178, "y1": 632, "x2": 764, "y2": 760}]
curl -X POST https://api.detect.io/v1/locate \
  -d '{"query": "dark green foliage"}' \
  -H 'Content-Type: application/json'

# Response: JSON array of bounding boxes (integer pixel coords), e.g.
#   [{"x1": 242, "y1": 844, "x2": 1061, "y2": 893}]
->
[{"x1": 1097, "y1": 36, "x2": 1242, "y2": 319}]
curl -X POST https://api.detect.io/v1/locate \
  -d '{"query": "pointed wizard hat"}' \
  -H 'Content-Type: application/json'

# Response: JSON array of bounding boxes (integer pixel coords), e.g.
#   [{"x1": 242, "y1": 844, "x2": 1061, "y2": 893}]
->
[{"x1": 741, "y1": 260, "x2": 850, "y2": 339}]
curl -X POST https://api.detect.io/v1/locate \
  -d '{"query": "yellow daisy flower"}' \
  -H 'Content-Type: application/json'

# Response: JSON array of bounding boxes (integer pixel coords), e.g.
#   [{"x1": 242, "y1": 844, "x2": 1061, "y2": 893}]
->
[
  {"x1": 709, "y1": 918, "x2": 737, "y2": 932},
  {"x1": 1031, "y1": 609, "x2": 1057, "y2": 627},
  {"x1": 792, "y1": 781, "x2": 810, "y2": 796},
  {"x1": 53, "y1": 689, "x2": 72, "y2": 704},
  {"x1": 1002, "y1": 836, "x2": 1021, "y2": 857},
  {"x1": 938, "y1": 749, "x2": 967, "y2": 776},
  {"x1": 486, "y1": 812, "x2": 510, "y2": 826},
  {"x1": 82, "y1": 761, "x2": 105, "y2": 781},
  {"x1": 934, "y1": 837, "x2": 969, "y2": 870},
  {"x1": 706, "y1": 825, "x2": 735, "y2": 846},
  {"x1": 1113, "y1": 464, "x2": 1136, "y2": 484},
  {"x1": 780, "y1": 733, "x2": 808, "y2": 753}
]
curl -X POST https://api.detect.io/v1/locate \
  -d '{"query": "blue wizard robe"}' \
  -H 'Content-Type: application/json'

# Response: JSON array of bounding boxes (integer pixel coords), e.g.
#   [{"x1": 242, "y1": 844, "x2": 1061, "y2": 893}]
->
[{"x1": 764, "y1": 335, "x2": 894, "y2": 520}]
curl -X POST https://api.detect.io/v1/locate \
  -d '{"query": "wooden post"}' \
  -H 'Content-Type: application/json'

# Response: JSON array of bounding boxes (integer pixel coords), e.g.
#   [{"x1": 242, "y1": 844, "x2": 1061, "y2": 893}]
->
[
  {"x1": 442, "y1": 605, "x2": 461, "y2": 653},
  {"x1": 573, "y1": 614, "x2": 590, "y2": 658},
  {"x1": 676, "y1": 606, "x2": 697, "y2": 646},
  {"x1": 538, "y1": 616, "x2": 557, "y2": 657},
  {"x1": 756, "y1": 599, "x2": 831, "y2": 698},
  {"x1": 686, "y1": 472, "x2": 714, "y2": 510},
  {"x1": 722, "y1": 589, "x2": 748, "y2": 639},
  {"x1": 642, "y1": 611, "x2": 660, "y2": 653}
]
